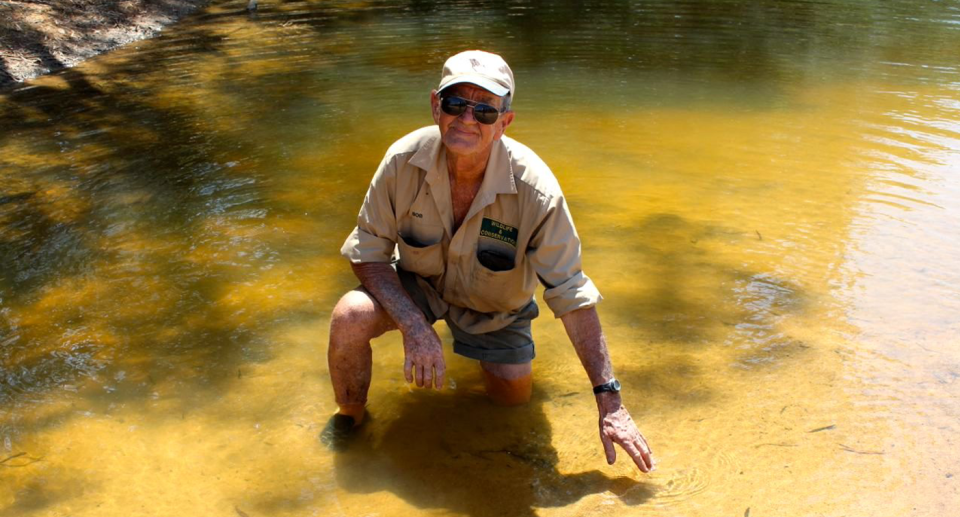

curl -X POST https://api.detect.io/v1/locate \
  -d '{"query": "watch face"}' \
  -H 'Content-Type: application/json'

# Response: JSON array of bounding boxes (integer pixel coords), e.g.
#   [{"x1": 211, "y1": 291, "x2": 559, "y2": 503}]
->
[{"x1": 595, "y1": 379, "x2": 621, "y2": 394}]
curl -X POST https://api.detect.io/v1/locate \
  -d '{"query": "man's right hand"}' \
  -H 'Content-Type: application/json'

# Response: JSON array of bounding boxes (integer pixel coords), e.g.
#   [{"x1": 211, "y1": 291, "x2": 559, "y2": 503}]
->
[
  {"x1": 401, "y1": 321, "x2": 446, "y2": 389},
  {"x1": 349, "y1": 262, "x2": 446, "y2": 390}
]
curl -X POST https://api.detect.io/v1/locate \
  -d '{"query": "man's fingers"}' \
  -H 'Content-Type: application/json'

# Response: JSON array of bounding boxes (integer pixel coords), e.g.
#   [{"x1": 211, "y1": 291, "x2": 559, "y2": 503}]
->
[
  {"x1": 642, "y1": 446, "x2": 655, "y2": 471},
  {"x1": 640, "y1": 439, "x2": 655, "y2": 470},
  {"x1": 423, "y1": 363, "x2": 433, "y2": 388},
  {"x1": 427, "y1": 358, "x2": 447, "y2": 389},
  {"x1": 622, "y1": 440, "x2": 651, "y2": 473},
  {"x1": 637, "y1": 432, "x2": 653, "y2": 457},
  {"x1": 600, "y1": 429, "x2": 616, "y2": 465},
  {"x1": 405, "y1": 350, "x2": 447, "y2": 389},
  {"x1": 435, "y1": 363, "x2": 446, "y2": 390}
]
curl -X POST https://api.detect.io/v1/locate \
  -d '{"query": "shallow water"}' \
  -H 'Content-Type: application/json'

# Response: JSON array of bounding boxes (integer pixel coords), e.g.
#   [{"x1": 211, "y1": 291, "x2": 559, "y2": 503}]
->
[{"x1": 1, "y1": 0, "x2": 959, "y2": 515}]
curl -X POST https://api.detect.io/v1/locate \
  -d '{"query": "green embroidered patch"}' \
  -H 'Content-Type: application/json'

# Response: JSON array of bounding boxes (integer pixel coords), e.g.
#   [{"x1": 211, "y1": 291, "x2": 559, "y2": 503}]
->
[{"x1": 480, "y1": 218, "x2": 518, "y2": 247}]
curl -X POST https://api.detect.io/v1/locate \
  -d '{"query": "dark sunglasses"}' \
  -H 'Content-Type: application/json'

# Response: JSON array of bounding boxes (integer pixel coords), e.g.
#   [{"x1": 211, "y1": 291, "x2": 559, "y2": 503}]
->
[{"x1": 440, "y1": 96, "x2": 505, "y2": 125}]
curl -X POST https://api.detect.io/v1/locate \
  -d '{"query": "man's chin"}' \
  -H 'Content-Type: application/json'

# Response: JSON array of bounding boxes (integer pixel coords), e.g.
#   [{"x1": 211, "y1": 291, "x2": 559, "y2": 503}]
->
[{"x1": 443, "y1": 137, "x2": 483, "y2": 156}]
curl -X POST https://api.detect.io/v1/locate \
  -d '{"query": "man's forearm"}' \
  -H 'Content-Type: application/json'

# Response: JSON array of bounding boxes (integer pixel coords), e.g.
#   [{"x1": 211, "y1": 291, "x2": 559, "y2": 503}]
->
[
  {"x1": 562, "y1": 306, "x2": 628, "y2": 421},
  {"x1": 351, "y1": 262, "x2": 428, "y2": 332},
  {"x1": 563, "y1": 307, "x2": 653, "y2": 472},
  {"x1": 560, "y1": 306, "x2": 616, "y2": 388}
]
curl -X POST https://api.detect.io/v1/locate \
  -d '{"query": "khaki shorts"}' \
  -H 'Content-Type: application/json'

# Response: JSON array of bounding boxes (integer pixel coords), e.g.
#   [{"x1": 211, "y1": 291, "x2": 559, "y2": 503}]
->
[{"x1": 397, "y1": 268, "x2": 538, "y2": 364}]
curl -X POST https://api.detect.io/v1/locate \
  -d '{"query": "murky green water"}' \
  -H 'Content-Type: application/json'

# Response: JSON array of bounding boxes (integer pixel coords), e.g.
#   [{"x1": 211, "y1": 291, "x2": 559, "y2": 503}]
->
[{"x1": 2, "y1": 0, "x2": 959, "y2": 515}]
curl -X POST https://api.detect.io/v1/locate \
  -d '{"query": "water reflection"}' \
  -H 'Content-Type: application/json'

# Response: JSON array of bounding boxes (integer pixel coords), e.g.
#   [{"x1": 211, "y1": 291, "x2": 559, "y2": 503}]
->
[{"x1": 2, "y1": 0, "x2": 960, "y2": 515}]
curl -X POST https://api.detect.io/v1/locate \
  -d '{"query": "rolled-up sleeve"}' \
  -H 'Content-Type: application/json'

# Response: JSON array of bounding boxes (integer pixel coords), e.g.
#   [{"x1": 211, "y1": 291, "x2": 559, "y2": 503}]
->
[
  {"x1": 340, "y1": 155, "x2": 398, "y2": 263},
  {"x1": 527, "y1": 194, "x2": 602, "y2": 317}
]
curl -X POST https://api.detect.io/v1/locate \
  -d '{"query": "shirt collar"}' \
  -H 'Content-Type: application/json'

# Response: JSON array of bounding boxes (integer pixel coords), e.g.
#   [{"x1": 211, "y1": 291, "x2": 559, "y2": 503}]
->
[
  {"x1": 485, "y1": 137, "x2": 518, "y2": 196},
  {"x1": 409, "y1": 129, "x2": 443, "y2": 186}
]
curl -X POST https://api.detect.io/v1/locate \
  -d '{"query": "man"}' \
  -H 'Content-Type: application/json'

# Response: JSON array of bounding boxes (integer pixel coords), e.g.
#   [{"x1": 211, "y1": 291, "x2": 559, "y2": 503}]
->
[{"x1": 327, "y1": 50, "x2": 654, "y2": 473}]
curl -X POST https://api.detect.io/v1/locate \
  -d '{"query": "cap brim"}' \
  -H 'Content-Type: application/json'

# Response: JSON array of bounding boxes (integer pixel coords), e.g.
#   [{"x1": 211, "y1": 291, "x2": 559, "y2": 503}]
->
[{"x1": 439, "y1": 76, "x2": 510, "y2": 97}]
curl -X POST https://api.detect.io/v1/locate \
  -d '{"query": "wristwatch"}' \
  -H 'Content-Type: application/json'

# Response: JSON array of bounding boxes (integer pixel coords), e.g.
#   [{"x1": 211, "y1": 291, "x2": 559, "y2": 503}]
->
[{"x1": 593, "y1": 378, "x2": 621, "y2": 395}]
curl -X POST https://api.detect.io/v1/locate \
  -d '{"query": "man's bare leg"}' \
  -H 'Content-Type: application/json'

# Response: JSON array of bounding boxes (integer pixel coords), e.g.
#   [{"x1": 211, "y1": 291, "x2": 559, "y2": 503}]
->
[
  {"x1": 480, "y1": 361, "x2": 533, "y2": 406},
  {"x1": 328, "y1": 288, "x2": 397, "y2": 425}
]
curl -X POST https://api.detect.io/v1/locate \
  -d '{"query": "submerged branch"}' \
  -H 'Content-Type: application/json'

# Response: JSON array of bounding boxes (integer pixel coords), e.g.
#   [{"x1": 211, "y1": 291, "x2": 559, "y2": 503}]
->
[
  {"x1": 839, "y1": 443, "x2": 884, "y2": 455},
  {"x1": 0, "y1": 452, "x2": 43, "y2": 467},
  {"x1": 0, "y1": 452, "x2": 26, "y2": 464}
]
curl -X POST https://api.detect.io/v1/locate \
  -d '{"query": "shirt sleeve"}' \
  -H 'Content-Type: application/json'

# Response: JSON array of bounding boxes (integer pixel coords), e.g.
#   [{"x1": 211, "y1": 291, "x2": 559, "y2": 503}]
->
[
  {"x1": 527, "y1": 193, "x2": 602, "y2": 317},
  {"x1": 340, "y1": 154, "x2": 399, "y2": 263}
]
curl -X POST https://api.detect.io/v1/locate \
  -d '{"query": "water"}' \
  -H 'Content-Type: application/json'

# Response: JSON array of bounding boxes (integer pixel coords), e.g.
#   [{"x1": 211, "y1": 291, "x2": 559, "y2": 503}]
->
[{"x1": 1, "y1": 0, "x2": 959, "y2": 515}]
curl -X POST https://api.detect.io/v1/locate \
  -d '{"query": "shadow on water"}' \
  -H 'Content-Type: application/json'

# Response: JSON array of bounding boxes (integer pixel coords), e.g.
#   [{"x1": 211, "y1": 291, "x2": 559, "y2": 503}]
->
[
  {"x1": 0, "y1": 5, "x2": 411, "y2": 472},
  {"x1": 0, "y1": 187, "x2": 89, "y2": 294},
  {"x1": 0, "y1": 65, "x2": 291, "y2": 419},
  {"x1": 0, "y1": 470, "x2": 94, "y2": 517},
  {"x1": 596, "y1": 212, "x2": 812, "y2": 367},
  {"x1": 321, "y1": 389, "x2": 653, "y2": 517}
]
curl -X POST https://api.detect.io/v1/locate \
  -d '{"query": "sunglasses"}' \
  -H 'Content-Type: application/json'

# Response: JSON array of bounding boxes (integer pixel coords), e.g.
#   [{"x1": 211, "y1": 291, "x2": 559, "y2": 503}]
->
[{"x1": 440, "y1": 95, "x2": 505, "y2": 125}]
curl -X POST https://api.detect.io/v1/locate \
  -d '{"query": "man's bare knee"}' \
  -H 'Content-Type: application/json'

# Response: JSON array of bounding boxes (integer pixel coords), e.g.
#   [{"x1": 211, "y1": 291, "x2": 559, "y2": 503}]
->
[{"x1": 330, "y1": 289, "x2": 394, "y2": 342}]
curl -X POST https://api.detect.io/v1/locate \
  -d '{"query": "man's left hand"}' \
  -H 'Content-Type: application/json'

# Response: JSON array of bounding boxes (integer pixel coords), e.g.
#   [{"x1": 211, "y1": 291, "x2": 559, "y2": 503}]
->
[{"x1": 596, "y1": 393, "x2": 655, "y2": 473}]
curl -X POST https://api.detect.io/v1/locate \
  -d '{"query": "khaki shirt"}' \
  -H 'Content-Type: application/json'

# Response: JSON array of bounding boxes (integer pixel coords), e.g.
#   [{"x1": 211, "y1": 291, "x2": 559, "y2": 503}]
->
[{"x1": 341, "y1": 126, "x2": 601, "y2": 334}]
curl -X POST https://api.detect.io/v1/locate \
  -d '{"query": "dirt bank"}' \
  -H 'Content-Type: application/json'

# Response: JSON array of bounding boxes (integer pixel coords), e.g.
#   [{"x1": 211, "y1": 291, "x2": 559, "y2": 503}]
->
[{"x1": 0, "y1": 0, "x2": 210, "y2": 89}]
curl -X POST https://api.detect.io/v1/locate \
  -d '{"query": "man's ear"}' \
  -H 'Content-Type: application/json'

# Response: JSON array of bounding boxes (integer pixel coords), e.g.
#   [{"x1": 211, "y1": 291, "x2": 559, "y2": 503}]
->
[
  {"x1": 495, "y1": 110, "x2": 515, "y2": 139},
  {"x1": 430, "y1": 90, "x2": 441, "y2": 124}
]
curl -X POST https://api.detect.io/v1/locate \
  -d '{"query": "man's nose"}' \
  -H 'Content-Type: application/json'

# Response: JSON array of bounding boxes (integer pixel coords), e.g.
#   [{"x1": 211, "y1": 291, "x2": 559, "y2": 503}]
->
[{"x1": 458, "y1": 106, "x2": 478, "y2": 124}]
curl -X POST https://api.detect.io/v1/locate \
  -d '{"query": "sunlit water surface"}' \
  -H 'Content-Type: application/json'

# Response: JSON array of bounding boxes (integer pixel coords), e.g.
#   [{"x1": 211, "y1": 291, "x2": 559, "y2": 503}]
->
[{"x1": 2, "y1": 1, "x2": 959, "y2": 516}]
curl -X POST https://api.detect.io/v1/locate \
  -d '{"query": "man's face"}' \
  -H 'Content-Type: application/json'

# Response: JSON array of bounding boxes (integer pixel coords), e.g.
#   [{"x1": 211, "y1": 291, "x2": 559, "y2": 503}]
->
[{"x1": 431, "y1": 83, "x2": 515, "y2": 160}]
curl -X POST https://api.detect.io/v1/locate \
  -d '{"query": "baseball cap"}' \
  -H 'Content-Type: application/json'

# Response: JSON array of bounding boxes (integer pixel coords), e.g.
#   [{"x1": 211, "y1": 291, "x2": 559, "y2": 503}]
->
[{"x1": 438, "y1": 50, "x2": 515, "y2": 100}]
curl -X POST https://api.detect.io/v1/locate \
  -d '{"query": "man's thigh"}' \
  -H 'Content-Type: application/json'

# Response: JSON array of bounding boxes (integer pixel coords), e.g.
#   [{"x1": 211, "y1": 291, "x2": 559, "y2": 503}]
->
[
  {"x1": 394, "y1": 268, "x2": 441, "y2": 324},
  {"x1": 447, "y1": 301, "x2": 539, "y2": 365}
]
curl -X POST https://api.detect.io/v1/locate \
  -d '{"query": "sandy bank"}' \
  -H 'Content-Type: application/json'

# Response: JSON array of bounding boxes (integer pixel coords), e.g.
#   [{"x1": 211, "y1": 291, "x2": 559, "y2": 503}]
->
[{"x1": 0, "y1": 0, "x2": 211, "y2": 89}]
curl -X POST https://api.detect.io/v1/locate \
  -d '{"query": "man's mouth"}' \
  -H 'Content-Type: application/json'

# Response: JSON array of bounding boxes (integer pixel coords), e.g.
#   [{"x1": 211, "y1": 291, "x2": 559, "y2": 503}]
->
[{"x1": 450, "y1": 126, "x2": 479, "y2": 137}]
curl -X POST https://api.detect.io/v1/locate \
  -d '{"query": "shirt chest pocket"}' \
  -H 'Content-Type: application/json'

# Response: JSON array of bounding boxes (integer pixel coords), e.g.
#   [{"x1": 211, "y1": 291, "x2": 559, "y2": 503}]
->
[
  {"x1": 397, "y1": 216, "x2": 445, "y2": 278},
  {"x1": 468, "y1": 245, "x2": 529, "y2": 313}
]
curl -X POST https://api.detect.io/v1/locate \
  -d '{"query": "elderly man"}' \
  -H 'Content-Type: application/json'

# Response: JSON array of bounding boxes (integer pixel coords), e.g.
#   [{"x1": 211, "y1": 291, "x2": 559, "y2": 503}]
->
[{"x1": 327, "y1": 50, "x2": 654, "y2": 473}]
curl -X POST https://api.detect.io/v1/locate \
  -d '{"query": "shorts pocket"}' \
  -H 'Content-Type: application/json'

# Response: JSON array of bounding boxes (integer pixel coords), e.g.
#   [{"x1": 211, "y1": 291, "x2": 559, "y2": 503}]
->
[{"x1": 397, "y1": 233, "x2": 445, "y2": 278}]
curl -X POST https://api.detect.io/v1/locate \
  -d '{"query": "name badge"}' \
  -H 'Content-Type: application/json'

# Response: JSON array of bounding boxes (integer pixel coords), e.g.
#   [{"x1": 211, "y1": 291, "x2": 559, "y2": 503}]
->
[{"x1": 480, "y1": 218, "x2": 518, "y2": 247}]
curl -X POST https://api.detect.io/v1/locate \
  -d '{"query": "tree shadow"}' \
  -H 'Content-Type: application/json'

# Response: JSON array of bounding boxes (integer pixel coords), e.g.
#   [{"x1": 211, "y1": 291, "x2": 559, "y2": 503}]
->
[
  {"x1": 0, "y1": 190, "x2": 89, "y2": 295},
  {"x1": 324, "y1": 389, "x2": 654, "y2": 517},
  {"x1": 0, "y1": 35, "x2": 361, "y2": 511},
  {"x1": 0, "y1": 469, "x2": 95, "y2": 517},
  {"x1": 0, "y1": 4, "x2": 65, "y2": 85},
  {"x1": 0, "y1": 62, "x2": 295, "y2": 415},
  {"x1": 598, "y1": 212, "x2": 809, "y2": 354},
  {"x1": 0, "y1": 0, "x2": 385, "y2": 430}
]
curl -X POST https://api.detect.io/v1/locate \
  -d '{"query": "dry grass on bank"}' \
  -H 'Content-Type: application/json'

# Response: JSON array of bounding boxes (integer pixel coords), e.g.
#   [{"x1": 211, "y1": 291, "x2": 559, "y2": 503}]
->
[{"x1": 0, "y1": 0, "x2": 208, "y2": 87}]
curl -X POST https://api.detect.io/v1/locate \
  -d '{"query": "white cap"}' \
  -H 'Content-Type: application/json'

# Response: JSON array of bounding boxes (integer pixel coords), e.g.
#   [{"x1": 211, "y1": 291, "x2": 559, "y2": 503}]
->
[{"x1": 438, "y1": 50, "x2": 515, "y2": 100}]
